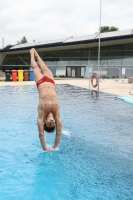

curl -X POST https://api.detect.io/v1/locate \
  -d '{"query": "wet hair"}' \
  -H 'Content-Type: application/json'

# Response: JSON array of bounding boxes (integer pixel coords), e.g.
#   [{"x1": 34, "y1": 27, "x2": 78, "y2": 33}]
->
[{"x1": 44, "y1": 124, "x2": 55, "y2": 133}]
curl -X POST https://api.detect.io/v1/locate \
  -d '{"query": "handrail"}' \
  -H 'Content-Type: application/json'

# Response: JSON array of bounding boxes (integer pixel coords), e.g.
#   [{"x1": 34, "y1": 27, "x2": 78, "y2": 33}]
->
[
  {"x1": 91, "y1": 66, "x2": 133, "y2": 79},
  {"x1": 101, "y1": 66, "x2": 121, "y2": 79}
]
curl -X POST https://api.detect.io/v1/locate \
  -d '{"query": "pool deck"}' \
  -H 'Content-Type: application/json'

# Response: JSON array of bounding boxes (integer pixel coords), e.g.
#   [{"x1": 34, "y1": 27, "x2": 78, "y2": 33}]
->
[{"x1": 0, "y1": 78, "x2": 132, "y2": 96}]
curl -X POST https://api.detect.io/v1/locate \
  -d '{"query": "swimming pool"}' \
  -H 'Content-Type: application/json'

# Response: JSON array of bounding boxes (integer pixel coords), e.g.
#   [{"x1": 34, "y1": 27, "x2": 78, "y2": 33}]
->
[{"x1": 0, "y1": 84, "x2": 133, "y2": 200}]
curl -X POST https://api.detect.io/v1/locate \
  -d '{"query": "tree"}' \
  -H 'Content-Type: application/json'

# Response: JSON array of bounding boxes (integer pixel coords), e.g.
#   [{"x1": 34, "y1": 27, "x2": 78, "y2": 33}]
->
[
  {"x1": 20, "y1": 36, "x2": 28, "y2": 44},
  {"x1": 100, "y1": 26, "x2": 119, "y2": 33},
  {"x1": 5, "y1": 44, "x2": 11, "y2": 47},
  {"x1": 3, "y1": 44, "x2": 12, "y2": 49}
]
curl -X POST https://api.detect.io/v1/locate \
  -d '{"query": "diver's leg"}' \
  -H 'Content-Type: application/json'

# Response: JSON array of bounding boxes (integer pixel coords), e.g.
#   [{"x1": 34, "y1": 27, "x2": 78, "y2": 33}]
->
[
  {"x1": 30, "y1": 48, "x2": 43, "y2": 82},
  {"x1": 34, "y1": 49, "x2": 54, "y2": 80}
]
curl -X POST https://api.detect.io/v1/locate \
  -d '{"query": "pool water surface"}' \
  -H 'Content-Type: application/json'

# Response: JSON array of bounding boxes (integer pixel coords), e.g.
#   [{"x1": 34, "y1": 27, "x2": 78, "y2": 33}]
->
[{"x1": 0, "y1": 84, "x2": 133, "y2": 200}]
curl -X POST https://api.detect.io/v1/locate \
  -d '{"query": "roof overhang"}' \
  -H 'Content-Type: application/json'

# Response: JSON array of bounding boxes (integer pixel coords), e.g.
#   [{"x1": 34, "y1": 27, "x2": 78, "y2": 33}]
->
[
  {"x1": 1, "y1": 37, "x2": 132, "y2": 55},
  {"x1": 0, "y1": 29, "x2": 133, "y2": 55}
]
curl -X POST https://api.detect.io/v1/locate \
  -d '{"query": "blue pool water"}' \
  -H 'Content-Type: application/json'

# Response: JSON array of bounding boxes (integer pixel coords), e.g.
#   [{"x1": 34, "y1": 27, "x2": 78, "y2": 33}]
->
[{"x1": 0, "y1": 84, "x2": 133, "y2": 200}]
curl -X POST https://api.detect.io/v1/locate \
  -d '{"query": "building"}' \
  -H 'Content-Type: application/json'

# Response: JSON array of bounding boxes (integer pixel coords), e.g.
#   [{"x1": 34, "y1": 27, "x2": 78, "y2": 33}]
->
[{"x1": 0, "y1": 29, "x2": 133, "y2": 78}]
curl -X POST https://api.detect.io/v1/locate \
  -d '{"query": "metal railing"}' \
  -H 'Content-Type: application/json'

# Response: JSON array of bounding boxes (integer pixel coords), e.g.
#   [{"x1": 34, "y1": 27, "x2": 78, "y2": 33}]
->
[{"x1": 88, "y1": 66, "x2": 121, "y2": 92}]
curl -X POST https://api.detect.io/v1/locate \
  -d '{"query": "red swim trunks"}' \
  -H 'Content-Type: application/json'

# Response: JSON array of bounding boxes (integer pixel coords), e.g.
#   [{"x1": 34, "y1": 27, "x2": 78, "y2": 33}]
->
[{"x1": 36, "y1": 76, "x2": 55, "y2": 88}]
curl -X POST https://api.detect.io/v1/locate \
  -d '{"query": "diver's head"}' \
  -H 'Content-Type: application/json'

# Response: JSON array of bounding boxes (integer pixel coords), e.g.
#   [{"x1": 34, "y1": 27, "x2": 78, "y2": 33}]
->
[{"x1": 44, "y1": 112, "x2": 55, "y2": 133}]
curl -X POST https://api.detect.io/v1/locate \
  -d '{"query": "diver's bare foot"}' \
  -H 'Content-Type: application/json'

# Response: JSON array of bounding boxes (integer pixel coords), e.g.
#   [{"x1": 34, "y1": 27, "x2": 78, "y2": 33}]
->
[
  {"x1": 30, "y1": 48, "x2": 35, "y2": 56},
  {"x1": 34, "y1": 50, "x2": 39, "y2": 59}
]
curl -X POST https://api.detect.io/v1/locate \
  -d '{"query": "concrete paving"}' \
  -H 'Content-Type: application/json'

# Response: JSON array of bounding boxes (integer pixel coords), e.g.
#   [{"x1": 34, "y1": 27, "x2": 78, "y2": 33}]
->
[{"x1": 0, "y1": 78, "x2": 132, "y2": 96}]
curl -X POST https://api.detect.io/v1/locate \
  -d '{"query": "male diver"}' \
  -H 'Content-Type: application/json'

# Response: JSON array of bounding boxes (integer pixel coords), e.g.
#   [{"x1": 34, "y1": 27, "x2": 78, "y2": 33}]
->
[{"x1": 30, "y1": 48, "x2": 62, "y2": 151}]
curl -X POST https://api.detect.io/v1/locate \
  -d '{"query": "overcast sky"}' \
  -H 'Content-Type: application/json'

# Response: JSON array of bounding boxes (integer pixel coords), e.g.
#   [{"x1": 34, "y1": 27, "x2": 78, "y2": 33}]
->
[{"x1": 0, "y1": 0, "x2": 133, "y2": 48}]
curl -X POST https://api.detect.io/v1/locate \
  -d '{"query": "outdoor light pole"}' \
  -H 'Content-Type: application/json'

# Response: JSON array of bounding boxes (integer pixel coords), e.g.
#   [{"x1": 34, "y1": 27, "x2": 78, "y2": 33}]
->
[{"x1": 97, "y1": 0, "x2": 102, "y2": 93}]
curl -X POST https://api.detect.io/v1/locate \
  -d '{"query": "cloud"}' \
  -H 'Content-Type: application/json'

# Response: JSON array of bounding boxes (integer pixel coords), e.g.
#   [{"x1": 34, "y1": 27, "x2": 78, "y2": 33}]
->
[{"x1": 0, "y1": 0, "x2": 132, "y2": 47}]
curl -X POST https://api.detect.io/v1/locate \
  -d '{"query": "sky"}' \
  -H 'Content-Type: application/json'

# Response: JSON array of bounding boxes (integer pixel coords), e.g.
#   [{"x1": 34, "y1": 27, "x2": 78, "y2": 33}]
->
[{"x1": 0, "y1": 0, "x2": 133, "y2": 48}]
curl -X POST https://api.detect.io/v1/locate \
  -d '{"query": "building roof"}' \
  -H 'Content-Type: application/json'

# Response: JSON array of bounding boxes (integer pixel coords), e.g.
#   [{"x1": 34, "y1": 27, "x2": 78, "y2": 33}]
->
[{"x1": 0, "y1": 29, "x2": 133, "y2": 53}]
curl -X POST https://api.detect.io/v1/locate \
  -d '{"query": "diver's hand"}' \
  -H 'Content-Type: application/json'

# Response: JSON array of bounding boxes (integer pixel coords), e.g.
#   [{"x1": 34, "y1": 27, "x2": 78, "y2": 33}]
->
[{"x1": 44, "y1": 147, "x2": 53, "y2": 152}]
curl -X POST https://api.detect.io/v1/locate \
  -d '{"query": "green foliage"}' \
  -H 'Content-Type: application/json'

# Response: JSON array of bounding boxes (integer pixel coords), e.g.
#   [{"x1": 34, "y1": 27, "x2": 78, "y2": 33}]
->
[
  {"x1": 2, "y1": 44, "x2": 12, "y2": 49},
  {"x1": 5, "y1": 44, "x2": 11, "y2": 47},
  {"x1": 100, "y1": 26, "x2": 119, "y2": 33},
  {"x1": 20, "y1": 36, "x2": 28, "y2": 44}
]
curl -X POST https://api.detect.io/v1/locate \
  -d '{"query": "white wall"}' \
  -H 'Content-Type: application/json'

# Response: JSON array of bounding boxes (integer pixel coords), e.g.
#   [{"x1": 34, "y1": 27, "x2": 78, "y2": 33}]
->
[{"x1": 56, "y1": 66, "x2": 66, "y2": 76}]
